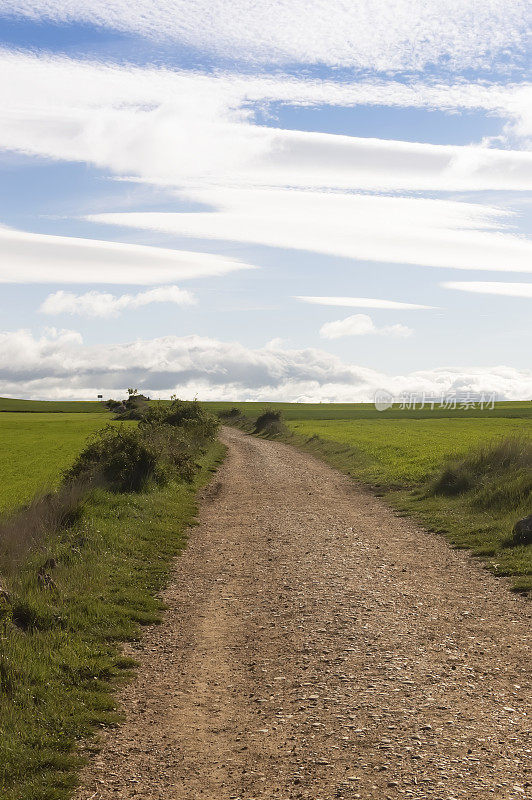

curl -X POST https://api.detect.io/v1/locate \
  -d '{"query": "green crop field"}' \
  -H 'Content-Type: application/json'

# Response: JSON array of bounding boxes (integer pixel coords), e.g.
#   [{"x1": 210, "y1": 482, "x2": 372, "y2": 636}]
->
[
  {"x1": 286, "y1": 417, "x2": 532, "y2": 486},
  {"x1": 0, "y1": 397, "x2": 107, "y2": 413},
  {"x1": 206, "y1": 399, "x2": 532, "y2": 421},
  {"x1": 0, "y1": 413, "x2": 112, "y2": 514}
]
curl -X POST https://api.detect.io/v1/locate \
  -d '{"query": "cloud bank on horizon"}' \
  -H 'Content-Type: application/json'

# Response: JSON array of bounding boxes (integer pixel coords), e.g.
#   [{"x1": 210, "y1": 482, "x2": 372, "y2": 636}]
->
[
  {"x1": 1, "y1": 328, "x2": 530, "y2": 403},
  {"x1": 0, "y1": 0, "x2": 530, "y2": 401}
]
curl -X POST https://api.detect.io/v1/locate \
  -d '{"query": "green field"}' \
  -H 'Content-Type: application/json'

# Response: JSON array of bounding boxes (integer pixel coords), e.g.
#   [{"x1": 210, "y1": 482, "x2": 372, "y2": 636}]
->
[
  {"x1": 287, "y1": 417, "x2": 532, "y2": 486},
  {"x1": 0, "y1": 413, "x2": 112, "y2": 514},
  {"x1": 206, "y1": 399, "x2": 532, "y2": 421},
  {"x1": 0, "y1": 397, "x2": 107, "y2": 413}
]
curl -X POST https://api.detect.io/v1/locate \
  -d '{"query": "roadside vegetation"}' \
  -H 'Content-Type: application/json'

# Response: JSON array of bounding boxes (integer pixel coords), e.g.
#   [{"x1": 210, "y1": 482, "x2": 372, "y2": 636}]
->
[
  {"x1": 218, "y1": 403, "x2": 532, "y2": 593},
  {"x1": 0, "y1": 399, "x2": 223, "y2": 800}
]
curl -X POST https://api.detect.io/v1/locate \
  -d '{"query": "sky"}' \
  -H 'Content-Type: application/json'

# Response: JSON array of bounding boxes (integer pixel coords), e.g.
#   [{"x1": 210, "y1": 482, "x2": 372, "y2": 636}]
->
[{"x1": 0, "y1": 0, "x2": 530, "y2": 402}]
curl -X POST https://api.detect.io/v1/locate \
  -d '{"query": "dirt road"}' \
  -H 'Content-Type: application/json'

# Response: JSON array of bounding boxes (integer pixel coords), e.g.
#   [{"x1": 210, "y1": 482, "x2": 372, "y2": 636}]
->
[{"x1": 75, "y1": 427, "x2": 531, "y2": 800}]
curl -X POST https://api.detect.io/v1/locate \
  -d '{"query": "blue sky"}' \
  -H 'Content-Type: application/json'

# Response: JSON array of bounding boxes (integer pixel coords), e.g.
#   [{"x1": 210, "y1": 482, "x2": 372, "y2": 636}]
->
[{"x1": 0, "y1": 1, "x2": 530, "y2": 401}]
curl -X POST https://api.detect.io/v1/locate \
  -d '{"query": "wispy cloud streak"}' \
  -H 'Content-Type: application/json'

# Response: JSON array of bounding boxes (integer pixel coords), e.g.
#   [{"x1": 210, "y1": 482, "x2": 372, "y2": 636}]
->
[
  {"x1": 90, "y1": 189, "x2": 532, "y2": 273},
  {"x1": 0, "y1": 226, "x2": 256, "y2": 284},
  {"x1": 0, "y1": 1, "x2": 528, "y2": 73},
  {"x1": 441, "y1": 281, "x2": 532, "y2": 298},
  {"x1": 0, "y1": 50, "x2": 531, "y2": 195},
  {"x1": 297, "y1": 296, "x2": 435, "y2": 310}
]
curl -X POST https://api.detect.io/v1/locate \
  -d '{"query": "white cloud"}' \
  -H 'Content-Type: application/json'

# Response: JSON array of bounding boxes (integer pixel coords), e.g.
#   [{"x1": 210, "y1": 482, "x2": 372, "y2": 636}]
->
[
  {"x1": 0, "y1": 225, "x2": 255, "y2": 284},
  {"x1": 90, "y1": 188, "x2": 532, "y2": 273},
  {"x1": 0, "y1": 328, "x2": 530, "y2": 402},
  {"x1": 441, "y1": 281, "x2": 532, "y2": 298},
  {"x1": 2, "y1": 48, "x2": 529, "y2": 117},
  {"x1": 297, "y1": 296, "x2": 435, "y2": 310},
  {"x1": 320, "y1": 314, "x2": 412, "y2": 339},
  {"x1": 225, "y1": 129, "x2": 532, "y2": 192},
  {"x1": 0, "y1": 1, "x2": 528, "y2": 73},
  {"x1": 0, "y1": 50, "x2": 531, "y2": 196},
  {"x1": 39, "y1": 286, "x2": 196, "y2": 317}
]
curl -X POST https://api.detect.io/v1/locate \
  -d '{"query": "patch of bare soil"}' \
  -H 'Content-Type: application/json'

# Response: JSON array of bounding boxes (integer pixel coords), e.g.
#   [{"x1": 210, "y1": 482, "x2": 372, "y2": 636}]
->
[{"x1": 74, "y1": 427, "x2": 531, "y2": 800}]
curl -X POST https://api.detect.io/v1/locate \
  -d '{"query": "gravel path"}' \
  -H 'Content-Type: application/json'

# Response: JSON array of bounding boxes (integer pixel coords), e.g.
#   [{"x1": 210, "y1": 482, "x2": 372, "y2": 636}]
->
[{"x1": 75, "y1": 427, "x2": 531, "y2": 800}]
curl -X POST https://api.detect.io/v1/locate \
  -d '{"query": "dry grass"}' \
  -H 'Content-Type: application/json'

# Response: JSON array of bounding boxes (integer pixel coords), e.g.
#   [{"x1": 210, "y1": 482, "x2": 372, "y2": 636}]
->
[
  {"x1": 0, "y1": 481, "x2": 91, "y2": 573},
  {"x1": 430, "y1": 435, "x2": 532, "y2": 511},
  {"x1": 253, "y1": 410, "x2": 287, "y2": 436}
]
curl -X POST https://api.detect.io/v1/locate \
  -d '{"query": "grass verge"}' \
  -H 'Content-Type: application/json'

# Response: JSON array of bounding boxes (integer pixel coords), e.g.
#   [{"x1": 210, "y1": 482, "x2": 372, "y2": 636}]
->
[{"x1": 0, "y1": 439, "x2": 225, "y2": 800}]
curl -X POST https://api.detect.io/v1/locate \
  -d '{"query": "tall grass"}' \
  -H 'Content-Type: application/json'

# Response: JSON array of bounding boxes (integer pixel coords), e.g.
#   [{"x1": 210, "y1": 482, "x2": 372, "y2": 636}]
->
[
  {"x1": 0, "y1": 482, "x2": 91, "y2": 573},
  {"x1": 430, "y1": 436, "x2": 532, "y2": 512},
  {"x1": 253, "y1": 409, "x2": 287, "y2": 436}
]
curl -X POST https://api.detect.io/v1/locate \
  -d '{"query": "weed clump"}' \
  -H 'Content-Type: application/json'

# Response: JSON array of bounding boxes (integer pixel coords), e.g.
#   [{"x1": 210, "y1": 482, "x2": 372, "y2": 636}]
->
[
  {"x1": 512, "y1": 514, "x2": 532, "y2": 546},
  {"x1": 218, "y1": 406, "x2": 246, "y2": 423},
  {"x1": 105, "y1": 399, "x2": 124, "y2": 412},
  {"x1": 219, "y1": 407, "x2": 242, "y2": 419},
  {"x1": 217, "y1": 407, "x2": 251, "y2": 431},
  {"x1": 140, "y1": 398, "x2": 219, "y2": 442},
  {"x1": 253, "y1": 409, "x2": 286, "y2": 436},
  {"x1": 64, "y1": 426, "x2": 159, "y2": 493},
  {"x1": 0, "y1": 483, "x2": 89, "y2": 572},
  {"x1": 430, "y1": 436, "x2": 532, "y2": 513},
  {"x1": 113, "y1": 392, "x2": 150, "y2": 420}
]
